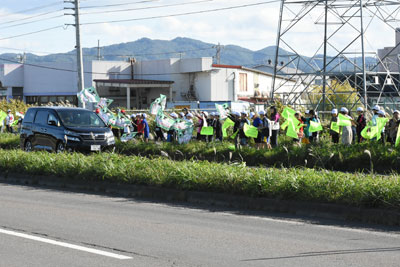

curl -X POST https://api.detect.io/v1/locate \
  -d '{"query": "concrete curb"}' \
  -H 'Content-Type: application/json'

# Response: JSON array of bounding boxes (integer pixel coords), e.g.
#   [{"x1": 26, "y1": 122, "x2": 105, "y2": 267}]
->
[{"x1": 1, "y1": 173, "x2": 399, "y2": 226}]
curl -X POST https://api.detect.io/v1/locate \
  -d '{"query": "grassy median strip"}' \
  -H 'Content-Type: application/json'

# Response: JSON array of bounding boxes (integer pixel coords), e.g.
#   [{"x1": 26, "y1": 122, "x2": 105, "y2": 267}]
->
[
  {"x1": 0, "y1": 149, "x2": 399, "y2": 210},
  {"x1": 2, "y1": 133, "x2": 400, "y2": 173}
]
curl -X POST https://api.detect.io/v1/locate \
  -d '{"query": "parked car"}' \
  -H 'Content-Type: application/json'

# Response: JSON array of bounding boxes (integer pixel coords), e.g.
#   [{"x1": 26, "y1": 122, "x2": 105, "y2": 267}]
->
[{"x1": 20, "y1": 107, "x2": 115, "y2": 152}]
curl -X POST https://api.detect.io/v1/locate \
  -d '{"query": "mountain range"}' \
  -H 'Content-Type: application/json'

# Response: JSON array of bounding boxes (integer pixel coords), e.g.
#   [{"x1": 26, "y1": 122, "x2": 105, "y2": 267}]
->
[{"x1": 0, "y1": 37, "x2": 376, "y2": 73}]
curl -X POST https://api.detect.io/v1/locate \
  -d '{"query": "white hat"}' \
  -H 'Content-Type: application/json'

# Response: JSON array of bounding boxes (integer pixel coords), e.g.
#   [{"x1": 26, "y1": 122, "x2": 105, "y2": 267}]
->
[
  {"x1": 131, "y1": 114, "x2": 136, "y2": 118},
  {"x1": 356, "y1": 107, "x2": 364, "y2": 112},
  {"x1": 170, "y1": 112, "x2": 178, "y2": 118},
  {"x1": 393, "y1": 110, "x2": 400, "y2": 114},
  {"x1": 378, "y1": 110, "x2": 385, "y2": 116},
  {"x1": 215, "y1": 112, "x2": 220, "y2": 116},
  {"x1": 186, "y1": 113, "x2": 193, "y2": 118},
  {"x1": 331, "y1": 109, "x2": 338, "y2": 114},
  {"x1": 372, "y1": 105, "x2": 380, "y2": 111},
  {"x1": 249, "y1": 112, "x2": 255, "y2": 118},
  {"x1": 258, "y1": 110, "x2": 265, "y2": 115},
  {"x1": 232, "y1": 111, "x2": 240, "y2": 116},
  {"x1": 142, "y1": 113, "x2": 147, "y2": 118},
  {"x1": 340, "y1": 107, "x2": 349, "y2": 113},
  {"x1": 179, "y1": 112, "x2": 185, "y2": 117},
  {"x1": 240, "y1": 111, "x2": 247, "y2": 115},
  {"x1": 7, "y1": 109, "x2": 11, "y2": 112},
  {"x1": 202, "y1": 111, "x2": 208, "y2": 117},
  {"x1": 210, "y1": 112, "x2": 215, "y2": 116},
  {"x1": 305, "y1": 110, "x2": 310, "y2": 114}
]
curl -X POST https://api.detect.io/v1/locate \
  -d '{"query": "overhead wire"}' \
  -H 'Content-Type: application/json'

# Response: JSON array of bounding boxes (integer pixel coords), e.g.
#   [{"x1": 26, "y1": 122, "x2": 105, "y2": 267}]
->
[
  {"x1": 0, "y1": 25, "x2": 65, "y2": 41},
  {"x1": 0, "y1": 1, "x2": 63, "y2": 19},
  {"x1": 0, "y1": 9, "x2": 64, "y2": 26},
  {"x1": 0, "y1": 14, "x2": 65, "y2": 30},
  {"x1": 81, "y1": 0, "x2": 213, "y2": 16},
  {"x1": 80, "y1": 0, "x2": 160, "y2": 9},
  {"x1": 80, "y1": 0, "x2": 281, "y2": 25}
]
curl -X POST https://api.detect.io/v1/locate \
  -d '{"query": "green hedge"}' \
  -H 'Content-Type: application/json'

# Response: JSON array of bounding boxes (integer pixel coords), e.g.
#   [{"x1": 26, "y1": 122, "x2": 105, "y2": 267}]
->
[
  {"x1": 2, "y1": 133, "x2": 400, "y2": 173},
  {"x1": 0, "y1": 149, "x2": 399, "y2": 210}
]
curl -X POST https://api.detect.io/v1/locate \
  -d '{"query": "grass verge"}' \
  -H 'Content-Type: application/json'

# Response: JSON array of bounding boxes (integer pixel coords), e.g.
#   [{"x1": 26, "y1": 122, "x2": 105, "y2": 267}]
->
[
  {"x1": 2, "y1": 133, "x2": 400, "y2": 173},
  {"x1": 0, "y1": 149, "x2": 399, "y2": 210}
]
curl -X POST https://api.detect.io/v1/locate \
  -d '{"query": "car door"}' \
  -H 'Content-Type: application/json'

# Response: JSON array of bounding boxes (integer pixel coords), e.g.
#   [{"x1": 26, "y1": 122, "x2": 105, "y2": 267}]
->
[
  {"x1": 32, "y1": 110, "x2": 50, "y2": 150},
  {"x1": 45, "y1": 112, "x2": 63, "y2": 150}
]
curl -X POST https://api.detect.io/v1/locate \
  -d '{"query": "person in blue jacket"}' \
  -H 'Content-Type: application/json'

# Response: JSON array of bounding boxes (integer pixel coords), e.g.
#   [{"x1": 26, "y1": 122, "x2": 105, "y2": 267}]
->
[{"x1": 141, "y1": 113, "x2": 150, "y2": 142}]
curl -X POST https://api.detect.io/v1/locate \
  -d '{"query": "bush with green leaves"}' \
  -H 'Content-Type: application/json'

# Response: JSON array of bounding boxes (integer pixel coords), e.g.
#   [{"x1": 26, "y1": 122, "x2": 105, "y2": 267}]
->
[{"x1": 0, "y1": 149, "x2": 399, "y2": 210}]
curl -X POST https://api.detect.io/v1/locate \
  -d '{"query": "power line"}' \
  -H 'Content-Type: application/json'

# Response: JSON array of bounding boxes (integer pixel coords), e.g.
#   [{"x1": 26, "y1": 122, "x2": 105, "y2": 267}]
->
[
  {"x1": 0, "y1": 9, "x2": 64, "y2": 26},
  {"x1": 79, "y1": 1, "x2": 281, "y2": 25},
  {"x1": 0, "y1": 15, "x2": 64, "y2": 30},
  {"x1": 0, "y1": 1, "x2": 63, "y2": 19},
  {"x1": 80, "y1": 0, "x2": 160, "y2": 9},
  {"x1": 81, "y1": 0, "x2": 213, "y2": 16},
  {"x1": 0, "y1": 25, "x2": 65, "y2": 41}
]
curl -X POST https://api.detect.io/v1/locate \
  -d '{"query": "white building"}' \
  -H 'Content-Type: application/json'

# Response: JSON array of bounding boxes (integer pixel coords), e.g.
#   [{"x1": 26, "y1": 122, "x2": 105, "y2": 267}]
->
[
  {"x1": 377, "y1": 28, "x2": 400, "y2": 72},
  {"x1": 0, "y1": 57, "x2": 303, "y2": 109}
]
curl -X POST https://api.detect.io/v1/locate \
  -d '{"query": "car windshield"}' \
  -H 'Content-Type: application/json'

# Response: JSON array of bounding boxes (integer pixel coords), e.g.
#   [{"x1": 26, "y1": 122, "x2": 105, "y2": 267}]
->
[{"x1": 57, "y1": 109, "x2": 106, "y2": 128}]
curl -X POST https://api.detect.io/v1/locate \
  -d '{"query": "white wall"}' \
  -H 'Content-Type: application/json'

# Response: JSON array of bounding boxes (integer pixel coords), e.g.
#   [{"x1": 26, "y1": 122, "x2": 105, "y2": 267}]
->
[{"x1": 0, "y1": 64, "x2": 24, "y2": 87}]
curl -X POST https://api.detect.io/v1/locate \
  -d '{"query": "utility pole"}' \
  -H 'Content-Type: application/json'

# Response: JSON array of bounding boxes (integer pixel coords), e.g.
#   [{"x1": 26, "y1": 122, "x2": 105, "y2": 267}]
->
[
  {"x1": 65, "y1": 0, "x2": 85, "y2": 108},
  {"x1": 97, "y1": 40, "x2": 102, "y2": 61},
  {"x1": 212, "y1": 43, "x2": 224, "y2": 64}
]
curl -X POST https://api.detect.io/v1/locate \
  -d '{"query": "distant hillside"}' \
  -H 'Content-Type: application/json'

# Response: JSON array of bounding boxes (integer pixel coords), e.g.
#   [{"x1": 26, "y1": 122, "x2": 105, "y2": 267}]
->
[{"x1": 0, "y1": 37, "x2": 376, "y2": 73}]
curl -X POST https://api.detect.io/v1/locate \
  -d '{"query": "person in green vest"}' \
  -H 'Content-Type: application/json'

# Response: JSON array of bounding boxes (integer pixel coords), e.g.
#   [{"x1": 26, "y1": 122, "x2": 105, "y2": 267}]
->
[
  {"x1": 378, "y1": 110, "x2": 387, "y2": 145},
  {"x1": 330, "y1": 109, "x2": 339, "y2": 143},
  {"x1": 340, "y1": 107, "x2": 353, "y2": 145}
]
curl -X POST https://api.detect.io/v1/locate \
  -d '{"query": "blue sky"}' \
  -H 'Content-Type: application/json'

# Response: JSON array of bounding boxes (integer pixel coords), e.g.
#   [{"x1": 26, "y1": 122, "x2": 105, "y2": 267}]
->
[{"x1": 0, "y1": 0, "x2": 397, "y2": 58}]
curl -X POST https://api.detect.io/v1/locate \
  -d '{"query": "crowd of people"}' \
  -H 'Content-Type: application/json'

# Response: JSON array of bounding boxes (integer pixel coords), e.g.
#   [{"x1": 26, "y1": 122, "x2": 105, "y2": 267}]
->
[{"x1": 113, "y1": 104, "x2": 400, "y2": 148}]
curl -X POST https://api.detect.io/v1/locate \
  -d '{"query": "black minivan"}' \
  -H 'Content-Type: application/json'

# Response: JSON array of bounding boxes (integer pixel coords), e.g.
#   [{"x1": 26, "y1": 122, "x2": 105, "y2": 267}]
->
[{"x1": 20, "y1": 107, "x2": 115, "y2": 152}]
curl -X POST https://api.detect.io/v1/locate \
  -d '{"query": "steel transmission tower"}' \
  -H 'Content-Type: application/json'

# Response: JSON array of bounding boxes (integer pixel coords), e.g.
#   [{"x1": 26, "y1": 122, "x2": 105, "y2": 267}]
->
[{"x1": 271, "y1": 0, "x2": 400, "y2": 115}]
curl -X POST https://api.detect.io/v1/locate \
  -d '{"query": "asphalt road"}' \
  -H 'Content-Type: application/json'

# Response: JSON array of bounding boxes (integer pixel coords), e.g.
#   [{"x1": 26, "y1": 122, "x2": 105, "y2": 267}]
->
[{"x1": 0, "y1": 183, "x2": 399, "y2": 267}]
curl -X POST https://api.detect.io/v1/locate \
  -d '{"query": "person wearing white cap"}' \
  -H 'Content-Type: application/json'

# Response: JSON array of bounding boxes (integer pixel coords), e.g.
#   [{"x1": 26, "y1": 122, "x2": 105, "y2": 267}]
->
[
  {"x1": 212, "y1": 112, "x2": 223, "y2": 141},
  {"x1": 5, "y1": 109, "x2": 14, "y2": 133},
  {"x1": 339, "y1": 107, "x2": 353, "y2": 145},
  {"x1": 387, "y1": 110, "x2": 400, "y2": 145},
  {"x1": 304, "y1": 109, "x2": 319, "y2": 143},
  {"x1": 268, "y1": 106, "x2": 280, "y2": 147},
  {"x1": 238, "y1": 111, "x2": 250, "y2": 146},
  {"x1": 355, "y1": 107, "x2": 366, "y2": 143},
  {"x1": 251, "y1": 111, "x2": 263, "y2": 149},
  {"x1": 371, "y1": 105, "x2": 380, "y2": 128},
  {"x1": 167, "y1": 113, "x2": 178, "y2": 142},
  {"x1": 330, "y1": 108, "x2": 339, "y2": 144},
  {"x1": 258, "y1": 110, "x2": 271, "y2": 149}
]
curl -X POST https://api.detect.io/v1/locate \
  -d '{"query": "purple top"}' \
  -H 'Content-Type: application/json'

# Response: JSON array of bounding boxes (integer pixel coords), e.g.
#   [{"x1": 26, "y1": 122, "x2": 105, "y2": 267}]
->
[{"x1": 271, "y1": 113, "x2": 280, "y2": 122}]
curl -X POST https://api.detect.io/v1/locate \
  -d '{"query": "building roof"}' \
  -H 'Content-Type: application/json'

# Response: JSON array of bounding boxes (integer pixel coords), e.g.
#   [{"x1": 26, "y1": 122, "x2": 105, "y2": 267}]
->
[{"x1": 94, "y1": 79, "x2": 174, "y2": 85}]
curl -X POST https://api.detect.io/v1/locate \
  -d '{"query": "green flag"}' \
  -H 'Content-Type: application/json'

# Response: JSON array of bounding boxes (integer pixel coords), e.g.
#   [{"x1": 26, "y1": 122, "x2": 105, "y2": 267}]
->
[
  {"x1": 230, "y1": 130, "x2": 239, "y2": 139},
  {"x1": 222, "y1": 117, "x2": 235, "y2": 137},
  {"x1": 396, "y1": 125, "x2": 400, "y2": 147},
  {"x1": 285, "y1": 116, "x2": 301, "y2": 139},
  {"x1": 243, "y1": 123, "x2": 258, "y2": 138},
  {"x1": 282, "y1": 107, "x2": 296, "y2": 119},
  {"x1": 0, "y1": 110, "x2": 6, "y2": 124},
  {"x1": 309, "y1": 120, "x2": 323, "y2": 133},
  {"x1": 330, "y1": 122, "x2": 340, "y2": 133},
  {"x1": 200, "y1": 126, "x2": 214, "y2": 136},
  {"x1": 280, "y1": 120, "x2": 289, "y2": 130},
  {"x1": 337, "y1": 114, "x2": 352, "y2": 126}
]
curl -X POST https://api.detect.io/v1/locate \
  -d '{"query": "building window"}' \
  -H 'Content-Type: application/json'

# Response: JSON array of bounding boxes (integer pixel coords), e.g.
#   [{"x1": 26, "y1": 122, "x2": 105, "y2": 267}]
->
[{"x1": 239, "y1": 73, "x2": 248, "y2": 92}]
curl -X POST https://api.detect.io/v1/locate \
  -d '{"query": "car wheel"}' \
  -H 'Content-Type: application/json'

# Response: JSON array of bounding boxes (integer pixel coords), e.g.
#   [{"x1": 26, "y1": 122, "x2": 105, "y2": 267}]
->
[
  {"x1": 24, "y1": 140, "x2": 33, "y2": 152},
  {"x1": 55, "y1": 142, "x2": 65, "y2": 153}
]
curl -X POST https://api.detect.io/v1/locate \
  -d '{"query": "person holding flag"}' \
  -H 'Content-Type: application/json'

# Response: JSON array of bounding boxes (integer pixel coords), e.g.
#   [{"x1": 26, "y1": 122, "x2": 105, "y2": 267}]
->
[
  {"x1": 339, "y1": 107, "x2": 353, "y2": 145},
  {"x1": 259, "y1": 110, "x2": 271, "y2": 149},
  {"x1": 213, "y1": 112, "x2": 222, "y2": 141},
  {"x1": 294, "y1": 111, "x2": 304, "y2": 144},
  {"x1": 377, "y1": 110, "x2": 387, "y2": 144},
  {"x1": 355, "y1": 107, "x2": 366, "y2": 143},
  {"x1": 239, "y1": 111, "x2": 250, "y2": 146},
  {"x1": 268, "y1": 106, "x2": 280, "y2": 147},
  {"x1": 304, "y1": 110, "x2": 320, "y2": 143},
  {"x1": 330, "y1": 109, "x2": 339, "y2": 143},
  {"x1": 250, "y1": 112, "x2": 263, "y2": 149},
  {"x1": 141, "y1": 113, "x2": 150, "y2": 143}
]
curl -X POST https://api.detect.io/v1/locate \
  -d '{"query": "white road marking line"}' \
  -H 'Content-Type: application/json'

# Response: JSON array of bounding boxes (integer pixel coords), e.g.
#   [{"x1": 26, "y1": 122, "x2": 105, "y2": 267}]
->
[{"x1": 0, "y1": 228, "x2": 132, "y2": 260}]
